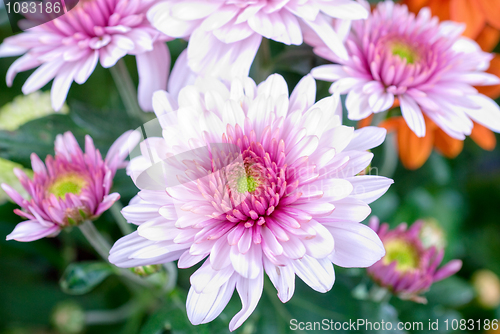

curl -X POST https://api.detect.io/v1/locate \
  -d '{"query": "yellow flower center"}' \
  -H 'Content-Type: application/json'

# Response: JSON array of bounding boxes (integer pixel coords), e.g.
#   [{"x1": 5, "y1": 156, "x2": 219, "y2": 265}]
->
[
  {"x1": 391, "y1": 42, "x2": 418, "y2": 64},
  {"x1": 382, "y1": 239, "x2": 419, "y2": 273},
  {"x1": 236, "y1": 175, "x2": 258, "y2": 193},
  {"x1": 48, "y1": 174, "x2": 87, "y2": 199}
]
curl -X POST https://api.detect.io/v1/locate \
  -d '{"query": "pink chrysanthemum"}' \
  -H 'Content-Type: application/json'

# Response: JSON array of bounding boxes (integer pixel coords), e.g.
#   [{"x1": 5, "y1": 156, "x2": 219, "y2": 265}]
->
[
  {"x1": 0, "y1": 0, "x2": 171, "y2": 111},
  {"x1": 147, "y1": 0, "x2": 368, "y2": 80},
  {"x1": 367, "y1": 217, "x2": 463, "y2": 303},
  {"x1": 3, "y1": 131, "x2": 140, "y2": 242},
  {"x1": 311, "y1": 0, "x2": 500, "y2": 139},
  {"x1": 109, "y1": 74, "x2": 393, "y2": 331}
]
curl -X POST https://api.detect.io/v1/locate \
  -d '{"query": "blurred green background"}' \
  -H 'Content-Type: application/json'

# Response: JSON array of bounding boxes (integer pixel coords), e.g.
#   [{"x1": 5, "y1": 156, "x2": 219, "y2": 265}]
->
[{"x1": 1, "y1": 2, "x2": 500, "y2": 333}]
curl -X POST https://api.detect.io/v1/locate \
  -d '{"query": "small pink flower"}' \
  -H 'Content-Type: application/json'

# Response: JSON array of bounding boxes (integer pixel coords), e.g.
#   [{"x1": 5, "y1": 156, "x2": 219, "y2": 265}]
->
[
  {"x1": 311, "y1": 0, "x2": 500, "y2": 139},
  {"x1": 109, "y1": 74, "x2": 393, "y2": 331},
  {"x1": 367, "y1": 217, "x2": 462, "y2": 303},
  {"x1": 0, "y1": 0, "x2": 171, "y2": 111},
  {"x1": 147, "y1": 0, "x2": 368, "y2": 80},
  {"x1": 3, "y1": 131, "x2": 140, "y2": 242}
]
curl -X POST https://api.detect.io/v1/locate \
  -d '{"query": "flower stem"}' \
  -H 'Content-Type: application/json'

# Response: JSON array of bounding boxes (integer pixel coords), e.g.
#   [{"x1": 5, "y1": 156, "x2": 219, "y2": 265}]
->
[
  {"x1": 85, "y1": 301, "x2": 137, "y2": 325},
  {"x1": 79, "y1": 220, "x2": 149, "y2": 287},
  {"x1": 380, "y1": 131, "x2": 399, "y2": 178},
  {"x1": 110, "y1": 201, "x2": 133, "y2": 235},
  {"x1": 163, "y1": 262, "x2": 178, "y2": 293},
  {"x1": 109, "y1": 59, "x2": 147, "y2": 122},
  {"x1": 79, "y1": 220, "x2": 112, "y2": 260}
]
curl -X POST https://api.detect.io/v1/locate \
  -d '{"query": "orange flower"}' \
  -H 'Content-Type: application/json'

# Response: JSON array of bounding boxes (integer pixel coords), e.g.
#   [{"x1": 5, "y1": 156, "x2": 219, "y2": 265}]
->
[
  {"x1": 404, "y1": 0, "x2": 500, "y2": 46},
  {"x1": 403, "y1": 0, "x2": 500, "y2": 98},
  {"x1": 376, "y1": 117, "x2": 496, "y2": 170},
  {"x1": 374, "y1": 0, "x2": 500, "y2": 169}
]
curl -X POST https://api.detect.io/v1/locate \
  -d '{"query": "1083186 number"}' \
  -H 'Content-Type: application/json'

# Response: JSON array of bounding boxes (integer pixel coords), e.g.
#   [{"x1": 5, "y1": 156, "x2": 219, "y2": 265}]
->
[
  {"x1": 5, "y1": 0, "x2": 61, "y2": 14},
  {"x1": 444, "y1": 319, "x2": 498, "y2": 331}
]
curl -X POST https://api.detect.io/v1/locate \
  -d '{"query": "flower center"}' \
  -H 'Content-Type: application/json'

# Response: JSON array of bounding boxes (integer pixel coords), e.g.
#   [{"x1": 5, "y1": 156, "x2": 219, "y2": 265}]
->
[
  {"x1": 226, "y1": 155, "x2": 267, "y2": 197},
  {"x1": 390, "y1": 42, "x2": 418, "y2": 64},
  {"x1": 237, "y1": 175, "x2": 258, "y2": 193},
  {"x1": 382, "y1": 238, "x2": 419, "y2": 273},
  {"x1": 48, "y1": 174, "x2": 87, "y2": 199}
]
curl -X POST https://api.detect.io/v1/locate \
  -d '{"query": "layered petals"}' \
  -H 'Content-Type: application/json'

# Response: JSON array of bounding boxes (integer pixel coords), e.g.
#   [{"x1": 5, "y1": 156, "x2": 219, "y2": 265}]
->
[
  {"x1": 367, "y1": 217, "x2": 462, "y2": 303},
  {"x1": 110, "y1": 74, "x2": 392, "y2": 330},
  {"x1": 4, "y1": 131, "x2": 140, "y2": 242},
  {"x1": 147, "y1": 0, "x2": 367, "y2": 79},
  {"x1": 311, "y1": 0, "x2": 500, "y2": 140},
  {"x1": 0, "y1": 0, "x2": 171, "y2": 111}
]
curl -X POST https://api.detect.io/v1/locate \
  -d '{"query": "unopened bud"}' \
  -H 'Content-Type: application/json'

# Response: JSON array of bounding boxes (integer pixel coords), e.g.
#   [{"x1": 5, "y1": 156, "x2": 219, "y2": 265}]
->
[
  {"x1": 472, "y1": 269, "x2": 500, "y2": 309},
  {"x1": 131, "y1": 264, "x2": 162, "y2": 277},
  {"x1": 51, "y1": 301, "x2": 85, "y2": 334}
]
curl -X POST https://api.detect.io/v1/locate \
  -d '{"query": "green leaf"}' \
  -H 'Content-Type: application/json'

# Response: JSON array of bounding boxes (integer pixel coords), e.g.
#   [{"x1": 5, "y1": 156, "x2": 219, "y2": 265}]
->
[
  {"x1": 68, "y1": 102, "x2": 143, "y2": 142},
  {"x1": 60, "y1": 262, "x2": 115, "y2": 295},
  {"x1": 0, "y1": 91, "x2": 68, "y2": 131},
  {"x1": 0, "y1": 114, "x2": 88, "y2": 167}
]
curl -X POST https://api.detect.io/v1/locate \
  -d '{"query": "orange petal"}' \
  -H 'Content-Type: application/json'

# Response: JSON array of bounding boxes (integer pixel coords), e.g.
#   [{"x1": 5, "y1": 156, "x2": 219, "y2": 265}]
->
[
  {"x1": 428, "y1": 0, "x2": 452, "y2": 20},
  {"x1": 475, "y1": 25, "x2": 500, "y2": 52},
  {"x1": 397, "y1": 119, "x2": 435, "y2": 170},
  {"x1": 379, "y1": 116, "x2": 403, "y2": 132},
  {"x1": 403, "y1": 0, "x2": 431, "y2": 13},
  {"x1": 475, "y1": 0, "x2": 500, "y2": 30},
  {"x1": 470, "y1": 122, "x2": 497, "y2": 150},
  {"x1": 357, "y1": 114, "x2": 373, "y2": 128},
  {"x1": 476, "y1": 53, "x2": 500, "y2": 99},
  {"x1": 450, "y1": 0, "x2": 486, "y2": 39},
  {"x1": 434, "y1": 128, "x2": 464, "y2": 158}
]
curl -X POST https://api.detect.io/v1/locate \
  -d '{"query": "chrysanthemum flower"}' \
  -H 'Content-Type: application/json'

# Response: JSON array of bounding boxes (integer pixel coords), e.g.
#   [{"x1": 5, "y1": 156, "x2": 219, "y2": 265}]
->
[
  {"x1": 147, "y1": 0, "x2": 368, "y2": 80},
  {"x1": 0, "y1": 0, "x2": 171, "y2": 111},
  {"x1": 402, "y1": 0, "x2": 500, "y2": 163},
  {"x1": 367, "y1": 217, "x2": 462, "y2": 303},
  {"x1": 311, "y1": 1, "x2": 500, "y2": 139},
  {"x1": 109, "y1": 73, "x2": 393, "y2": 331},
  {"x1": 3, "y1": 130, "x2": 140, "y2": 242}
]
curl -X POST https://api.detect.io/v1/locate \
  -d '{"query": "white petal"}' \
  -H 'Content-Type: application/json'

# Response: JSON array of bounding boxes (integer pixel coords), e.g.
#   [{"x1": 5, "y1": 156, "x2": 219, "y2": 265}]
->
[
  {"x1": 289, "y1": 74, "x2": 316, "y2": 113},
  {"x1": 187, "y1": 274, "x2": 237, "y2": 325},
  {"x1": 230, "y1": 243, "x2": 263, "y2": 279},
  {"x1": 137, "y1": 42, "x2": 170, "y2": 112},
  {"x1": 399, "y1": 94, "x2": 426, "y2": 137},
  {"x1": 74, "y1": 51, "x2": 99, "y2": 84},
  {"x1": 171, "y1": 1, "x2": 220, "y2": 20},
  {"x1": 167, "y1": 50, "x2": 197, "y2": 99},
  {"x1": 311, "y1": 64, "x2": 348, "y2": 82},
  {"x1": 317, "y1": 0, "x2": 369, "y2": 19},
  {"x1": 464, "y1": 94, "x2": 500, "y2": 132},
  {"x1": 301, "y1": 220, "x2": 335, "y2": 258},
  {"x1": 229, "y1": 273, "x2": 264, "y2": 331},
  {"x1": 191, "y1": 259, "x2": 235, "y2": 294},
  {"x1": 108, "y1": 231, "x2": 184, "y2": 267},
  {"x1": 326, "y1": 222, "x2": 385, "y2": 268},
  {"x1": 318, "y1": 197, "x2": 371, "y2": 223},
  {"x1": 301, "y1": 13, "x2": 348, "y2": 60},
  {"x1": 6, "y1": 221, "x2": 59, "y2": 242},
  {"x1": 346, "y1": 175, "x2": 393, "y2": 204},
  {"x1": 346, "y1": 88, "x2": 373, "y2": 120},
  {"x1": 22, "y1": 59, "x2": 64, "y2": 94},
  {"x1": 292, "y1": 256, "x2": 335, "y2": 293},
  {"x1": 263, "y1": 257, "x2": 295, "y2": 302},
  {"x1": 345, "y1": 126, "x2": 387, "y2": 151},
  {"x1": 148, "y1": 2, "x2": 201, "y2": 38},
  {"x1": 51, "y1": 63, "x2": 78, "y2": 111}
]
